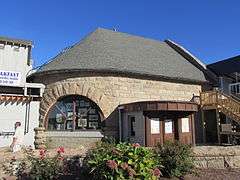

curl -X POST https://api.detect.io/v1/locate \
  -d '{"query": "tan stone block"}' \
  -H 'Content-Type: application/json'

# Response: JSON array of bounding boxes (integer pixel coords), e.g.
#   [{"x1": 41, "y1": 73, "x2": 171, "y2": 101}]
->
[
  {"x1": 56, "y1": 83, "x2": 65, "y2": 97},
  {"x1": 81, "y1": 83, "x2": 90, "y2": 96}
]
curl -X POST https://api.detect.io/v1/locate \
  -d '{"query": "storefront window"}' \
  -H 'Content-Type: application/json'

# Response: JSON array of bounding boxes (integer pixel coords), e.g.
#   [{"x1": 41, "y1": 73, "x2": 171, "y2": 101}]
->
[
  {"x1": 181, "y1": 118, "x2": 190, "y2": 133},
  {"x1": 151, "y1": 118, "x2": 160, "y2": 134},
  {"x1": 164, "y1": 119, "x2": 173, "y2": 134},
  {"x1": 47, "y1": 95, "x2": 102, "y2": 131}
]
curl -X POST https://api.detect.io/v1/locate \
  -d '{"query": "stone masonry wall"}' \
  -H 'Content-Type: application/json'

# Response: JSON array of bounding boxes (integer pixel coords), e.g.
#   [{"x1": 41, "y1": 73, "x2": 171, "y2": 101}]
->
[
  {"x1": 193, "y1": 146, "x2": 240, "y2": 169},
  {"x1": 34, "y1": 73, "x2": 201, "y2": 148},
  {"x1": 38, "y1": 75, "x2": 202, "y2": 126}
]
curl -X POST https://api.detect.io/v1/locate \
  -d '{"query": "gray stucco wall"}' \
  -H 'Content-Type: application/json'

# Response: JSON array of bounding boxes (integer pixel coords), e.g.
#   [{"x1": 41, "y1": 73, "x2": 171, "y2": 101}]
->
[{"x1": 122, "y1": 111, "x2": 145, "y2": 145}]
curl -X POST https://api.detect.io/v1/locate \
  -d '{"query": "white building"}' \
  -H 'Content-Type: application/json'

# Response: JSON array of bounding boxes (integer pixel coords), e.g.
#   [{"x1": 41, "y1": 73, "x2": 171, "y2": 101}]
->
[{"x1": 0, "y1": 36, "x2": 44, "y2": 147}]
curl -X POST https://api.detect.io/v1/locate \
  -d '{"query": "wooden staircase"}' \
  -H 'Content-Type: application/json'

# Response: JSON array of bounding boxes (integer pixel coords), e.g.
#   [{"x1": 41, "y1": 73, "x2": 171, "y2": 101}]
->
[{"x1": 200, "y1": 91, "x2": 240, "y2": 123}]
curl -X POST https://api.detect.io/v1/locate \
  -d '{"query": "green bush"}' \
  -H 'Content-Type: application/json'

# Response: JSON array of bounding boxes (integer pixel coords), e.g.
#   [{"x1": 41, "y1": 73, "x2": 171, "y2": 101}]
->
[
  {"x1": 86, "y1": 142, "x2": 162, "y2": 179},
  {"x1": 155, "y1": 141, "x2": 194, "y2": 178}
]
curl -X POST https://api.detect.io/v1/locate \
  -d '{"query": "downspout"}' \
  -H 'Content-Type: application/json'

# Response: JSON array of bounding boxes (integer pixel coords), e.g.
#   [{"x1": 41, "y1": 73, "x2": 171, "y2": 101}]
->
[
  {"x1": 24, "y1": 95, "x2": 31, "y2": 135},
  {"x1": 24, "y1": 102, "x2": 28, "y2": 135},
  {"x1": 26, "y1": 99, "x2": 31, "y2": 133},
  {"x1": 24, "y1": 87, "x2": 28, "y2": 135},
  {"x1": 118, "y1": 106, "x2": 124, "y2": 142}
]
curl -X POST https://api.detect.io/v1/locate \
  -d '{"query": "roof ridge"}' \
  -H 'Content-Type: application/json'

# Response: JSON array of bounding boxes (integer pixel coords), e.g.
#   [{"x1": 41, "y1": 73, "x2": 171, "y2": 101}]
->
[
  {"x1": 165, "y1": 39, "x2": 218, "y2": 83},
  {"x1": 95, "y1": 27, "x2": 166, "y2": 44},
  {"x1": 164, "y1": 39, "x2": 206, "y2": 70}
]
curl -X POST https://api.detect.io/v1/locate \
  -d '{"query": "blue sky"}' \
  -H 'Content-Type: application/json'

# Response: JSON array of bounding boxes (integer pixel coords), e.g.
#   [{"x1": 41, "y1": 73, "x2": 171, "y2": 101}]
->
[{"x1": 1, "y1": 0, "x2": 239, "y2": 67}]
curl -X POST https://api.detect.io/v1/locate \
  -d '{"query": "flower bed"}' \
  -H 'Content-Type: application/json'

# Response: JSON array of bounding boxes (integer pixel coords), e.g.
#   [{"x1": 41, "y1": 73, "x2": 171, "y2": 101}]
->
[{"x1": 2, "y1": 141, "x2": 195, "y2": 179}]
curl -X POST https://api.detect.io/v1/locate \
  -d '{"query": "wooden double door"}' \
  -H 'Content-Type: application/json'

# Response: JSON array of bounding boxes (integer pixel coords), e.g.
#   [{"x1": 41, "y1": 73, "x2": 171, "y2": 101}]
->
[{"x1": 146, "y1": 116, "x2": 193, "y2": 146}]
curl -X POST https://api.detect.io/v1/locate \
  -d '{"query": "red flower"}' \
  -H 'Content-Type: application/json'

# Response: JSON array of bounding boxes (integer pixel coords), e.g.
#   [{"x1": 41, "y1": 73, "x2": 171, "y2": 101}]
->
[
  {"x1": 132, "y1": 143, "x2": 140, "y2": 148},
  {"x1": 152, "y1": 168, "x2": 161, "y2": 177},
  {"x1": 106, "y1": 160, "x2": 118, "y2": 170},
  {"x1": 57, "y1": 147, "x2": 65, "y2": 154},
  {"x1": 39, "y1": 148, "x2": 46, "y2": 159},
  {"x1": 120, "y1": 162, "x2": 128, "y2": 170}
]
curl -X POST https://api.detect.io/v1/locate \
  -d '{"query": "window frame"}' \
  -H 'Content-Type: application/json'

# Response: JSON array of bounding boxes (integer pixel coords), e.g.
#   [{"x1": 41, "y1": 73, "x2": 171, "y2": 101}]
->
[{"x1": 47, "y1": 95, "x2": 102, "y2": 131}]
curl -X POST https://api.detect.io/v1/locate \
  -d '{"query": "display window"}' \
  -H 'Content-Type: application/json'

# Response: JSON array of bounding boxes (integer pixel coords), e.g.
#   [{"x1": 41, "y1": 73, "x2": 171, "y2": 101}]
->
[{"x1": 47, "y1": 95, "x2": 102, "y2": 131}]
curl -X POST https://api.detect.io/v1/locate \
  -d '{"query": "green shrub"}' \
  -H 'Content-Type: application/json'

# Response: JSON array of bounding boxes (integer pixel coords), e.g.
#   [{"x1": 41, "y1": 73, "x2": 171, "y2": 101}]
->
[
  {"x1": 86, "y1": 142, "x2": 162, "y2": 179},
  {"x1": 155, "y1": 141, "x2": 194, "y2": 178}
]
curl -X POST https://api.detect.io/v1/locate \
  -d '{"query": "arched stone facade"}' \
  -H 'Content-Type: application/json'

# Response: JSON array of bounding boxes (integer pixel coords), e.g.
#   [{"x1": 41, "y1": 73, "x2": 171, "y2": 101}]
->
[
  {"x1": 34, "y1": 74, "x2": 202, "y2": 148},
  {"x1": 38, "y1": 74, "x2": 202, "y2": 127},
  {"x1": 39, "y1": 82, "x2": 110, "y2": 127}
]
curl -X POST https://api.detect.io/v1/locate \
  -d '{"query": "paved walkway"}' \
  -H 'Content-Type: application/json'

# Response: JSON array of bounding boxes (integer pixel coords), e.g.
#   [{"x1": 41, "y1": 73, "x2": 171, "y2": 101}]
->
[{"x1": 185, "y1": 169, "x2": 240, "y2": 180}]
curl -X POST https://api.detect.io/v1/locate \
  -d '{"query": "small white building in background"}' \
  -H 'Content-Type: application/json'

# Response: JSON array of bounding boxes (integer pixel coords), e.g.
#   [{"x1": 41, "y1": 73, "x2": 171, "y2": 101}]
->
[{"x1": 0, "y1": 36, "x2": 44, "y2": 148}]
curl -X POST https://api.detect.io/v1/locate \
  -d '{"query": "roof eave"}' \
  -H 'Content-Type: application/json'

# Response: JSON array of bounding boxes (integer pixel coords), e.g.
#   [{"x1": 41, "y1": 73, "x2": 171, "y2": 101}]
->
[
  {"x1": 29, "y1": 68, "x2": 208, "y2": 85},
  {"x1": 0, "y1": 36, "x2": 33, "y2": 47}
]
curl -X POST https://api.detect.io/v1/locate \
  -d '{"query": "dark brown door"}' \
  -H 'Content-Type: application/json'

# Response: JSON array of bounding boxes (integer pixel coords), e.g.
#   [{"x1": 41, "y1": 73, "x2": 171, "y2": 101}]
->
[
  {"x1": 163, "y1": 119, "x2": 174, "y2": 142},
  {"x1": 179, "y1": 116, "x2": 193, "y2": 145},
  {"x1": 151, "y1": 118, "x2": 161, "y2": 146}
]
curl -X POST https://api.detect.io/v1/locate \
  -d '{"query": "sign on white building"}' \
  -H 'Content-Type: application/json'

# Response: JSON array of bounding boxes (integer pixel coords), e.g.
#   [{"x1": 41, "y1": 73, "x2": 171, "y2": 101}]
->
[{"x1": 0, "y1": 70, "x2": 21, "y2": 86}]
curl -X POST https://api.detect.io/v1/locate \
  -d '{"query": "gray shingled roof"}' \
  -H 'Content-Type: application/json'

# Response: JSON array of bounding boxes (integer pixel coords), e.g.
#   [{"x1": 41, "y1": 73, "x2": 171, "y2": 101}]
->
[{"x1": 36, "y1": 28, "x2": 207, "y2": 83}]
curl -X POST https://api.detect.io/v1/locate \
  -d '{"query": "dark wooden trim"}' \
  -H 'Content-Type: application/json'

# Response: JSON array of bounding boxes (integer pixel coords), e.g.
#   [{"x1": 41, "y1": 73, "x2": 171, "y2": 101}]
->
[
  {"x1": 0, "y1": 94, "x2": 35, "y2": 102},
  {"x1": 191, "y1": 114, "x2": 196, "y2": 146},
  {"x1": 145, "y1": 116, "x2": 151, "y2": 146},
  {"x1": 160, "y1": 120, "x2": 164, "y2": 145},
  {"x1": 122, "y1": 101, "x2": 198, "y2": 113}
]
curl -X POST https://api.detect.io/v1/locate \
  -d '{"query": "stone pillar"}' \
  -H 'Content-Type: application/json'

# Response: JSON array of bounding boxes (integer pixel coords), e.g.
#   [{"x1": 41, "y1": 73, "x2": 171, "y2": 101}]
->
[{"x1": 34, "y1": 127, "x2": 46, "y2": 149}]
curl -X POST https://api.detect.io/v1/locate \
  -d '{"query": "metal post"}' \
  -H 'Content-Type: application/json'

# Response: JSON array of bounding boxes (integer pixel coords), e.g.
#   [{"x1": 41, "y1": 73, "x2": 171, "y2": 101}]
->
[
  {"x1": 118, "y1": 106, "x2": 124, "y2": 142},
  {"x1": 216, "y1": 109, "x2": 221, "y2": 145},
  {"x1": 201, "y1": 109, "x2": 206, "y2": 144}
]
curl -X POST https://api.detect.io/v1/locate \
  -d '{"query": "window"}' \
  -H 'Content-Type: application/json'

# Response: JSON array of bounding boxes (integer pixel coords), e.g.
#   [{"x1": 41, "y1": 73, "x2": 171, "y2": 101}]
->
[
  {"x1": 181, "y1": 118, "x2": 190, "y2": 133},
  {"x1": 13, "y1": 46, "x2": 20, "y2": 51},
  {"x1": 128, "y1": 116, "x2": 136, "y2": 136},
  {"x1": 151, "y1": 118, "x2": 160, "y2": 134},
  {"x1": 47, "y1": 95, "x2": 102, "y2": 131},
  {"x1": 164, "y1": 119, "x2": 173, "y2": 134},
  {"x1": 0, "y1": 43, "x2": 4, "y2": 49}
]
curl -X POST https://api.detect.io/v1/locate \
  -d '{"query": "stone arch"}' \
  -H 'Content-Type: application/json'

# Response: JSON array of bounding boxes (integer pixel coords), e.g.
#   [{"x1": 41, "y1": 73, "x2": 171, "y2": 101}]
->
[{"x1": 39, "y1": 82, "x2": 111, "y2": 127}]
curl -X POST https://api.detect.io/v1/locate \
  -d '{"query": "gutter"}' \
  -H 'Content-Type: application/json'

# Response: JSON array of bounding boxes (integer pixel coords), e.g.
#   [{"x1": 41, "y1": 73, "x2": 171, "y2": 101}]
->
[{"x1": 29, "y1": 68, "x2": 207, "y2": 85}]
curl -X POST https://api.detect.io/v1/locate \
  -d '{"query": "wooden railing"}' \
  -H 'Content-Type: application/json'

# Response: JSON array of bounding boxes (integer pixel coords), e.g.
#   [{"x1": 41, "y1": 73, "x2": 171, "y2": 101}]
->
[
  {"x1": 229, "y1": 82, "x2": 240, "y2": 99},
  {"x1": 200, "y1": 90, "x2": 240, "y2": 123},
  {"x1": 230, "y1": 82, "x2": 240, "y2": 94}
]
